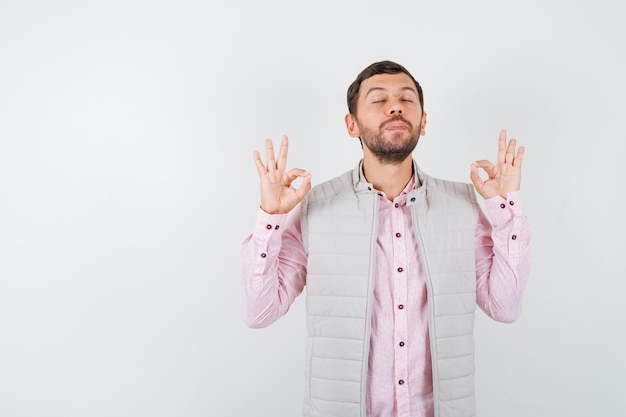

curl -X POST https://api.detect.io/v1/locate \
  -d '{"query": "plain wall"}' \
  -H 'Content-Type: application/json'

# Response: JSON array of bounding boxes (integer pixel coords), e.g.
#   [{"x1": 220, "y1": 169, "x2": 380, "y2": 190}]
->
[{"x1": 1, "y1": 0, "x2": 624, "y2": 416}]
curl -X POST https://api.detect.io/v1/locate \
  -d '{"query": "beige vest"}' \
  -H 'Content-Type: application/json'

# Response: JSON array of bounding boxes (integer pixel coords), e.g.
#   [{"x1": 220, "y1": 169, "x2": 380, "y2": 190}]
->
[{"x1": 300, "y1": 161, "x2": 480, "y2": 417}]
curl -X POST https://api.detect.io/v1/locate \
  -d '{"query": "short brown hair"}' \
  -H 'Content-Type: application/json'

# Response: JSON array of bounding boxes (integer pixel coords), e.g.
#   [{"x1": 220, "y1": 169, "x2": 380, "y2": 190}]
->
[{"x1": 347, "y1": 60, "x2": 424, "y2": 115}]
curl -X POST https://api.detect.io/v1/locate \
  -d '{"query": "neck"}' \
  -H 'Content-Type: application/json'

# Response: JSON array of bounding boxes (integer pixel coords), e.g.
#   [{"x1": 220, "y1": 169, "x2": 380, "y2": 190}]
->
[{"x1": 361, "y1": 154, "x2": 414, "y2": 201}]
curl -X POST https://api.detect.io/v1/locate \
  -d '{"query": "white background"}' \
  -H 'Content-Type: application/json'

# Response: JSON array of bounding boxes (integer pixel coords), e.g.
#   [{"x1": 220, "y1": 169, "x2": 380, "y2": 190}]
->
[{"x1": 1, "y1": 0, "x2": 624, "y2": 416}]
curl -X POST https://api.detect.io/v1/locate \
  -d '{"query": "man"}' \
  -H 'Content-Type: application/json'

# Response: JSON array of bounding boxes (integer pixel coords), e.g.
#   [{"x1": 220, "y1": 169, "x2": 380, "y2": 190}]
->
[{"x1": 240, "y1": 60, "x2": 531, "y2": 417}]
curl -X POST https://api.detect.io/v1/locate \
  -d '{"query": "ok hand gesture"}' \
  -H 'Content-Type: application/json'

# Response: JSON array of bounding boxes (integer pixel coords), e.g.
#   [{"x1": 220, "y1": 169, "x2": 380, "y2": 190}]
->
[
  {"x1": 253, "y1": 135, "x2": 312, "y2": 214},
  {"x1": 470, "y1": 130, "x2": 525, "y2": 200}
]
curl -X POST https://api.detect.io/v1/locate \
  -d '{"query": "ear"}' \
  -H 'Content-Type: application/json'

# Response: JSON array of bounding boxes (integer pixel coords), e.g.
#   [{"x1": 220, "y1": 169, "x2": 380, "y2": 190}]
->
[
  {"x1": 345, "y1": 113, "x2": 361, "y2": 138},
  {"x1": 420, "y1": 112, "x2": 427, "y2": 136}
]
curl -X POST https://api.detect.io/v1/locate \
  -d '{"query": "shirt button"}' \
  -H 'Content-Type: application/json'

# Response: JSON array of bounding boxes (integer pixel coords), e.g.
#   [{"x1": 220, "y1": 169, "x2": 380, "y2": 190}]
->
[
  {"x1": 512, "y1": 235, "x2": 517, "y2": 240},
  {"x1": 500, "y1": 203, "x2": 506, "y2": 209},
  {"x1": 274, "y1": 225, "x2": 280, "y2": 230},
  {"x1": 266, "y1": 224, "x2": 272, "y2": 230},
  {"x1": 410, "y1": 197, "x2": 416, "y2": 202},
  {"x1": 509, "y1": 200, "x2": 515, "y2": 206},
  {"x1": 396, "y1": 232, "x2": 401, "y2": 238},
  {"x1": 397, "y1": 267, "x2": 403, "y2": 273},
  {"x1": 399, "y1": 341, "x2": 405, "y2": 347},
  {"x1": 395, "y1": 203, "x2": 399, "y2": 208},
  {"x1": 260, "y1": 253, "x2": 267, "y2": 258},
  {"x1": 398, "y1": 380, "x2": 405, "y2": 385},
  {"x1": 398, "y1": 304, "x2": 404, "y2": 310}
]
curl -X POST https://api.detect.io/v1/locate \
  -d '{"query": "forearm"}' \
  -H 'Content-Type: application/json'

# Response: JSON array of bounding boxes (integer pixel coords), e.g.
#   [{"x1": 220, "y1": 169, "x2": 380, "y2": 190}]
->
[
  {"x1": 240, "y1": 207, "x2": 307, "y2": 328},
  {"x1": 475, "y1": 191, "x2": 532, "y2": 323}
]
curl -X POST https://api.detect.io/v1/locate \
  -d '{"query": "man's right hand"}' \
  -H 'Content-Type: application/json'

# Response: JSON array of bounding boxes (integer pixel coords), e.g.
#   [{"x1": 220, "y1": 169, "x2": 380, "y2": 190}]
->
[{"x1": 253, "y1": 135, "x2": 312, "y2": 214}]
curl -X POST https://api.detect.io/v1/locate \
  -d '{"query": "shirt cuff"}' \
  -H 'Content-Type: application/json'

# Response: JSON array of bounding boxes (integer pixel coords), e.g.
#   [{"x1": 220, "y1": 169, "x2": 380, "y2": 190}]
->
[
  {"x1": 253, "y1": 208, "x2": 289, "y2": 242},
  {"x1": 485, "y1": 190, "x2": 525, "y2": 224}
]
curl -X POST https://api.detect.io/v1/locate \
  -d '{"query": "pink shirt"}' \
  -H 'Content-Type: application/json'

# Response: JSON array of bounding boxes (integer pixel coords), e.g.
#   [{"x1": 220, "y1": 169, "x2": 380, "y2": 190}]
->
[{"x1": 240, "y1": 176, "x2": 531, "y2": 417}]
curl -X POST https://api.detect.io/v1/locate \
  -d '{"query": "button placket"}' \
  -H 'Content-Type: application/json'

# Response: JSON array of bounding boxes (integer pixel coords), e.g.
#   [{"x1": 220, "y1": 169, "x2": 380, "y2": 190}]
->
[{"x1": 391, "y1": 195, "x2": 410, "y2": 402}]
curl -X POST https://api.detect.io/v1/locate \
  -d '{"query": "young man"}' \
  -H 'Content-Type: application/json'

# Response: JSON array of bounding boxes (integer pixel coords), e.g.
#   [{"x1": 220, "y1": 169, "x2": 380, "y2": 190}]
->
[{"x1": 240, "y1": 60, "x2": 531, "y2": 417}]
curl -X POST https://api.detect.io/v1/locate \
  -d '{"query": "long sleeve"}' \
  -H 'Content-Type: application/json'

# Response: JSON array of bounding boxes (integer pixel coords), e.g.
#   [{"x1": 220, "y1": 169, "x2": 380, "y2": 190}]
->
[
  {"x1": 475, "y1": 190, "x2": 532, "y2": 323},
  {"x1": 239, "y1": 205, "x2": 307, "y2": 328}
]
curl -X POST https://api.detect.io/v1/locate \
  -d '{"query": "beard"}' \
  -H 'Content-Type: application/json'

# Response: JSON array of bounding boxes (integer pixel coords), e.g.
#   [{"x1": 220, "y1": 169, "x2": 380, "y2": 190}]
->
[{"x1": 358, "y1": 116, "x2": 421, "y2": 165}]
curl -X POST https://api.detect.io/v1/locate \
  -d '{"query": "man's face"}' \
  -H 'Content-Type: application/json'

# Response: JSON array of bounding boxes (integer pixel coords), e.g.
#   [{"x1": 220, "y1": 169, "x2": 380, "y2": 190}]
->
[{"x1": 346, "y1": 73, "x2": 427, "y2": 164}]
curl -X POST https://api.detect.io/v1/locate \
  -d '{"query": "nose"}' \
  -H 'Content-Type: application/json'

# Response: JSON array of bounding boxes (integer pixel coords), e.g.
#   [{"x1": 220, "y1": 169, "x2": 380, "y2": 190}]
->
[{"x1": 388, "y1": 101, "x2": 403, "y2": 115}]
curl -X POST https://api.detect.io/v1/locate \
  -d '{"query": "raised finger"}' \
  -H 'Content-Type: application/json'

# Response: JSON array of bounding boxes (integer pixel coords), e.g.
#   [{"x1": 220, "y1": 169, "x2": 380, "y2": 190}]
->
[
  {"x1": 265, "y1": 139, "x2": 276, "y2": 171},
  {"x1": 496, "y1": 129, "x2": 507, "y2": 164},
  {"x1": 505, "y1": 138, "x2": 517, "y2": 164},
  {"x1": 513, "y1": 145, "x2": 525, "y2": 168},
  {"x1": 253, "y1": 149, "x2": 268, "y2": 177},
  {"x1": 276, "y1": 135, "x2": 289, "y2": 172}
]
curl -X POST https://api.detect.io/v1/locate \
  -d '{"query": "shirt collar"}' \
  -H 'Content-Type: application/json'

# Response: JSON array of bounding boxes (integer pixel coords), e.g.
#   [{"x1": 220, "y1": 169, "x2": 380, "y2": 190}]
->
[{"x1": 354, "y1": 159, "x2": 422, "y2": 192}]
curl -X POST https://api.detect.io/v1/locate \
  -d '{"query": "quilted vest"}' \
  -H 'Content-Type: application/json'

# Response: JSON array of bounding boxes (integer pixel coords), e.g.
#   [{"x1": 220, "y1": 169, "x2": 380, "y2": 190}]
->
[{"x1": 299, "y1": 161, "x2": 480, "y2": 417}]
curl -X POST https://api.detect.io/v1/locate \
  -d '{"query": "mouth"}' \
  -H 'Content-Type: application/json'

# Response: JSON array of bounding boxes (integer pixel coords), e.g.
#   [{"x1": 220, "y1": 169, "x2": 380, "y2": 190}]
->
[
  {"x1": 384, "y1": 122, "x2": 408, "y2": 131},
  {"x1": 383, "y1": 117, "x2": 412, "y2": 131},
  {"x1": 381, "y1": 115, "x2": 413, "y2": 131}
]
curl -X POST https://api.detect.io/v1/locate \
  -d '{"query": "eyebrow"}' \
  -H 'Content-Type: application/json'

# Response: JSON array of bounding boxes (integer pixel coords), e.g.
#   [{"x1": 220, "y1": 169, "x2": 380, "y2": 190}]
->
[{"x1": 365, "y1": 86, "x2": 418, "y2": 97}]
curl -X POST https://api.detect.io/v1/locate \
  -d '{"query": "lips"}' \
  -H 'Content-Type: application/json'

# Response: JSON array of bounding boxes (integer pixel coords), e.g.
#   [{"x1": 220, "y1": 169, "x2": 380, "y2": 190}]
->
[
  {"x1": 385, "y1": 122, "x2": 408, "y2": 130},
  {"x1": 382, "y1": 117, "x2": 412, "y2": 131}
]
